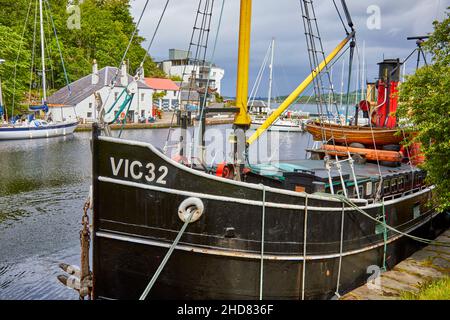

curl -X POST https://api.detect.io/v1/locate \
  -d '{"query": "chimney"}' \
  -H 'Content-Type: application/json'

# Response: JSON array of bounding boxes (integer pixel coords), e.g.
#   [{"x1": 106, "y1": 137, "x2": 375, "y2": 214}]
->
[
  {"x1": 92, "y1": 59, "x2": 99, "y2": 85},
  {"x1": 137, "y1": 62, "x2": 144, "y2": 81},
  {"x1": 120, "y1": 61, "x2": 128, "y2": 86}
]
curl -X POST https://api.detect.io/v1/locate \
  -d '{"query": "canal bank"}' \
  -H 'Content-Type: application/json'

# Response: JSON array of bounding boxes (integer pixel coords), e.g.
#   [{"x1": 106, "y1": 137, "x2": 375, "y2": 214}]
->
[
  {"x1": 74, "y1": 111, "x2": 234, "y2": 132},
  {"x1": 341, "y1": 227, "x2": 450, "y2": 300}
]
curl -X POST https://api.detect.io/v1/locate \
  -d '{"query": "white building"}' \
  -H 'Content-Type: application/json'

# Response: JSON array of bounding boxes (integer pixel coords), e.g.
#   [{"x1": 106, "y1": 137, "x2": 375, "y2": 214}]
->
[
  {"x1": 158, "y1": 49, "x2": 225, "y2": 94},
  {"x1": 144, "y1": 77, "x2": 180, "y2": 110},
  {"x1": 48, "y1": 61, "x2": 153, "y2": 123}
]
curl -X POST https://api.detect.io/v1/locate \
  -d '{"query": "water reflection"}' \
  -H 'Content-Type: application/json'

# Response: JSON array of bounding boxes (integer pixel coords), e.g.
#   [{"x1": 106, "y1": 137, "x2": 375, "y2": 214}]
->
[{"x1": 0, "y1": 126, "x2": 311, "y2": 299}]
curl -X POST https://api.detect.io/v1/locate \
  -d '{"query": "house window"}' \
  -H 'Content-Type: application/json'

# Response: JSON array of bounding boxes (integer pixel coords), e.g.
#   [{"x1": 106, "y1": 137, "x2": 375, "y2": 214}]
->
[
  {"x1": 87, "y1": 112, "x2": 92, "y2": 118},
  {"x1": 141, "y1": 93, "x2": 145, "y2": 102},
  {"x1": 88, "y1": 103, "x2": 92, "y2": 109},
  {"x1": 115, "y1": 92, "x2": 119, "y2": 100}
]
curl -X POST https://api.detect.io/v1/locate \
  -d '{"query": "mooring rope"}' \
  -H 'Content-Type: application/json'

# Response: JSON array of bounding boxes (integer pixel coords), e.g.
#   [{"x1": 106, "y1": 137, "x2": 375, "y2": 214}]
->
[
  {"x1": 334, "y1": 202, "x2": 345, "y2": 298},
  {"x1": 301, "y1": 194, "x2": 308, "y2": 300},
  {"x1": 381, "y1": 199, "x2": 388, "y2": 271},
  {"x1": 259, "y1": 184, "x2": 266, "y2": 300},
  {"x1": 139, "y1": 208, "x2": 195, "y2": 300},
  {"x1": 322, "y1": 193, "x2": 450, "y2": 248}
]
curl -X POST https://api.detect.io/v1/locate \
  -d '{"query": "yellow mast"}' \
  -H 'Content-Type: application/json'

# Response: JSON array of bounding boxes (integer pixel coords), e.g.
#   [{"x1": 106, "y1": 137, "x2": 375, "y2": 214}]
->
[
  {"x1": 234, "y1": 0, "x2": 252, "y2": 127},
  {"x1": 247, "y1": 31, "x2": 355, "y2": 145}
]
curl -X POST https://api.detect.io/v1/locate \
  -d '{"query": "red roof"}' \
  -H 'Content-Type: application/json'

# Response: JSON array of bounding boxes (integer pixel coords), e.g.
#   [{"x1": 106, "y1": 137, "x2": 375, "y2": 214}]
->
[{"x1": 144, "y1": 78, "x2": 180, "y2": 91}]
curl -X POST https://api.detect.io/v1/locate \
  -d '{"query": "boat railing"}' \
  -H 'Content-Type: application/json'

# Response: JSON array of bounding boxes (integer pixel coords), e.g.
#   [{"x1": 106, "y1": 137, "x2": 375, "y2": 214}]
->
[{"x1": 382, "y1": 185, "x2": 428, "y2": 202}]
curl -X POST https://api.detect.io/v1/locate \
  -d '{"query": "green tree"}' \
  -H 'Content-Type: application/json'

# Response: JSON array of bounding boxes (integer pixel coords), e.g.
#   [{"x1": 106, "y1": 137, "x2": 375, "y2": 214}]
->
[
  {"x1": 0, "y1": 0, "x2": 166, "y2": 118},
  {"x1": 396, "y1": 9, "x2": 450, "y2": 211},
  {"x1": 0, "y1": 25, "x2": 31, "y2": 116}
]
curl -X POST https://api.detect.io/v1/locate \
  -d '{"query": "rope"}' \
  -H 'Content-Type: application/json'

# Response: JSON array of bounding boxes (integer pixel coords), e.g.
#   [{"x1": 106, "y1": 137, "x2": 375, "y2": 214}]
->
[
  {"x1": 324, "y1": 193, "x2": 450, "y2": 248},
  {"x1": 334, "y1": 202, "x2": 345, "y2": 298},
  {"x1": 301, "y1": 194, "x2": 308, "y2": 300},
  {"x1": 259, "y1": 184, "x2": 266, "y2": 300},
  {"x1": 11, "y1": 0, "x2": 33, "y2": 118},
  {"x1": 164, "y1": 0, "x2": 212, "y2": 151},
  {"x1": 44, "y1": 0, "x2": 77, "y2": 118},
  {"x1": 249, "y1": 43, "x2": 271, "y2": 108},
  {"x1": 117, "y1": 95, "x2": 134, "y2": 138},
  {"x1": 139, "y1": 207, "x2": 195, "y2": 300},
  {"x1": 197, "y1": 0, "x2": 225, "y2": 163},
  {"x1": 28, "y1": 0, "x2": 38, "y2": 107},
  {"x1": 332, "y1": 0, "x2": 349, "y2": 34},
  {"x1": 381, "y1": 199, "x2": 387, "y2": 271},
  {"x1": 100, "y1": 0, "x2": 150, "y2": 116},
  {"x1": 140, "y1": 0, "x2": 170, "y2": 66}
]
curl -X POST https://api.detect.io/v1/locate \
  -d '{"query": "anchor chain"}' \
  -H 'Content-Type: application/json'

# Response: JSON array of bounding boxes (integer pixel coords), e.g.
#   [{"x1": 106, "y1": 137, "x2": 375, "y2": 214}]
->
[
  {"x1": 79, "y1": 198, "x2": 93, "y2": 300},
  {"x1": 57, "y1": 195, "x2": 93, "y2": 300}
]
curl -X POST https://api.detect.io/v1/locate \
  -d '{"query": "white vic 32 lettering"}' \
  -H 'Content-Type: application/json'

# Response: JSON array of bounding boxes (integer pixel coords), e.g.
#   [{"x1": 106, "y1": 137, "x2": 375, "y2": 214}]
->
[{"x1": 110, "y1": 157, "x2": 168, "y2": 185}]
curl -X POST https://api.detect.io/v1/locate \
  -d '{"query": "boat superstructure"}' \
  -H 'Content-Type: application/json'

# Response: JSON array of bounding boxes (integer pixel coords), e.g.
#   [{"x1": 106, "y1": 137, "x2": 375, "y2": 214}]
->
[{"x1": 58, "y1": 0, "x2": 447, "y2": 300}]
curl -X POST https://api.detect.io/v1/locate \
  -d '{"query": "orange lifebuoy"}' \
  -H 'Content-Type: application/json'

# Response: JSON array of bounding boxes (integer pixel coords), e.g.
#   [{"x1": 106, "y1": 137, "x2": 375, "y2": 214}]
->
[
  {"x1": 120, "y1": 112, "x2": 125, "y2": 119},
  {"x1": 216, "y1": 162, "x2": 235, "y2": 179}
]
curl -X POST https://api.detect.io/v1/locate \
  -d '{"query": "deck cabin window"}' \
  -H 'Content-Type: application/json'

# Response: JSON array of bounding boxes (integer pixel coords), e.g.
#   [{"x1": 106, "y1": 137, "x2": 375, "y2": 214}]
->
[
  {"x1": 383, "y1": 180, "x2": 390, "y2": 195},
  {"x1": 365, "y1": 181, "x2": 372, "y2": 196},
  {"x1": 353, "y1": 185, "x2": 363, "y2": 198},
  {"x1": 374, "y1": 181, "x2": 380, "y2": 196},
  {"x1": 414, "y1": 174, "x2": 422, "y2": 187},
  {"x1": 391, "y1": 179, "x2": 398, "y2": 193},
  {"x1": 405, "y1": 174, "x2": 412, "y2": 190},
  {"x1": 413, "y1": 203, "x2": 421, "y2": 219},
  {"x1": 398, "y1": 177, "x2": 404, "y2": 191}
]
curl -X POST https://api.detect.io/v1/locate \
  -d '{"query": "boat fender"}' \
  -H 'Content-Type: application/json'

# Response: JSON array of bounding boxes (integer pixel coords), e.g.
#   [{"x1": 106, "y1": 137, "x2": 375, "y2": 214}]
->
[{"x1": 178, "y1": 197, "x2": 204, "y2": 223}]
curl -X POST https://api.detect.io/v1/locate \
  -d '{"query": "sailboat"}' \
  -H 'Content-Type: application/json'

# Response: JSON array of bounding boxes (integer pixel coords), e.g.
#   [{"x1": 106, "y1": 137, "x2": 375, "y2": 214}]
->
[
  {"x1": 249, "y1": 38, "x2": 305, "y2": 132},
  {"x1": 64, "y1": 0, "x2": 447, "y2": 300},
  {"x1": 0, "y1": 0, "x2": 78, "y2": 140}
]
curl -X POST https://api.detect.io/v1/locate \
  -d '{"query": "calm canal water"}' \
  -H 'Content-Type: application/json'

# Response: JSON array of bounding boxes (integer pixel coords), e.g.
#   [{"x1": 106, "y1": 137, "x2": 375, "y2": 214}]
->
[{"x1": 0, "y1": 124, "x2": 312, "y2": 299}]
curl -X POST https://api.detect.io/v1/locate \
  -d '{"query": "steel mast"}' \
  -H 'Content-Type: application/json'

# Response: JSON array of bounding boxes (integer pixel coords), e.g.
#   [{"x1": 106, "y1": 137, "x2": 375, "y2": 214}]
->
[{"x1": 39, "y1": 0, "x2": 47, "y2": 104}]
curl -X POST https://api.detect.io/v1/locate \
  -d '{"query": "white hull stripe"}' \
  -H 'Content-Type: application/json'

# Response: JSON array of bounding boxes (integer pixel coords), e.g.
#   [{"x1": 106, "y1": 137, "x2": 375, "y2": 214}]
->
[
  {"x1": 95, "y1": 212, "x2": 435, "y2": 261},
  {"x1": 97, "y1": 136, "x2": 368, "y2": 204},
  {"x1": 98, "y1": 176, "x2": 433, "y2": 212}
]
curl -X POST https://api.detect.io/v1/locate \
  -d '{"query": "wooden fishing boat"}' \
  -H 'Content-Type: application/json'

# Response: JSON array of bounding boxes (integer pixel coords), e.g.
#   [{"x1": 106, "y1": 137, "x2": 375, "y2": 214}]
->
[
  {"x1": 305, "y1": 121, "x2": 404, "y2": 146},
  {"x1": 88, "y1": 130, "x2": 446, "y2": 300},
  {"x1": 59, "y1": 0, "x2": 448, "y2": 301}
]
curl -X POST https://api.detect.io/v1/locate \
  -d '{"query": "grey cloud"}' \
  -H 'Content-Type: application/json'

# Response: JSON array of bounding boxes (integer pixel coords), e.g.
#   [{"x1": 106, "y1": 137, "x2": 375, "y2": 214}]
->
[{"x1": 131, "y1": 0, "x2": 448, "y2": 97}]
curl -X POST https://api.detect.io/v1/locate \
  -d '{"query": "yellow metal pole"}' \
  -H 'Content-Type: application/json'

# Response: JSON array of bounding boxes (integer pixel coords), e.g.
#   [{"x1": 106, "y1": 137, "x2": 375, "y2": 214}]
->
[
  {"x1": 234, "y1": 0, "x2": 252, "y2": 127},
  {"x1": 247, "y1": 31, "x2": 355, "y2": 145}
]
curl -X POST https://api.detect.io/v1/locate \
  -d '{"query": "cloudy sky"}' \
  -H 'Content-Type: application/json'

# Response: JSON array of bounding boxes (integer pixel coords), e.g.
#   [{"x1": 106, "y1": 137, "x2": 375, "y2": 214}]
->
[{"x1": 130, "y1": 0, "x2": 448, "y2": 97}]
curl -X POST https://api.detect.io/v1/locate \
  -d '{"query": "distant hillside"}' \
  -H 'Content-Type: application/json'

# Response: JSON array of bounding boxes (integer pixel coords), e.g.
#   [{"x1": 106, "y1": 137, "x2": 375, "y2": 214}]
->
[{"x1": 274, "y1": 91, "x2": 363, "y2": 104}]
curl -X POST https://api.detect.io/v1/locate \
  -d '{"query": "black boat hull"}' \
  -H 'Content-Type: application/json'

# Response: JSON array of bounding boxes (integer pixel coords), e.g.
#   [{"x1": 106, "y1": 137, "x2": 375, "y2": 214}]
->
[{"x1": 91, "y1": 133, "x2": 447, "y2": 300}]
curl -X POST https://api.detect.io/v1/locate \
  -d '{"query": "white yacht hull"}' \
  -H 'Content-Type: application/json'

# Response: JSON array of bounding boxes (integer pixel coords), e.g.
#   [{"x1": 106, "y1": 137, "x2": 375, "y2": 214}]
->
[
  {"x1": 250, "y1": 119, "x2": 304, "y2": 132},
  {"x1": 0, "y1": 121, "x2": 78, "y2": 140}
]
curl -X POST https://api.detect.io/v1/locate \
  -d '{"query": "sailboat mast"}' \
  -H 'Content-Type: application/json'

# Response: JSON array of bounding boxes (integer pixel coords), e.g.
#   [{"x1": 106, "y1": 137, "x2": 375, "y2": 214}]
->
[
  {"x1": 39, "y1": 0, "x2": 47, "y2": 103},
  {"x1": 267, "y1": 38, "x2": 274, "y2": 110}
]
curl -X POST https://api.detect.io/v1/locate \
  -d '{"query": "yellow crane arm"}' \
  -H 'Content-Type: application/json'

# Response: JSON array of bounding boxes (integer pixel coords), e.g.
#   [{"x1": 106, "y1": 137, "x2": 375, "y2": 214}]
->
[{"x1": 246, "y1": 31, "x2": 355, "y2": 145}]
